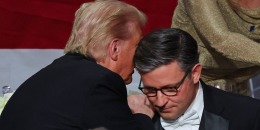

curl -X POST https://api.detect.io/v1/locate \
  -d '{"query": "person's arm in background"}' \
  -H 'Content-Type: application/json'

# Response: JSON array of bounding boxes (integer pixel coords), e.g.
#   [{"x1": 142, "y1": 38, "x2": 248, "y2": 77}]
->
[{"x1": 173, "y1": 0, "x2": 260, "y2": 65}]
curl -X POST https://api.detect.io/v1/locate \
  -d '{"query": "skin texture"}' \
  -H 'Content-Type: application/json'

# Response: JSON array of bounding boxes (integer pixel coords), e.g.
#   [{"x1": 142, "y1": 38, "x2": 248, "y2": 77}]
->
[
  {"x1": 115, "y1": 23, "x2": 142, "y2": 84},
  {"x1": 99, "y1": 22, "x2": 142, "y2": 85},
  {"x1": 128, "y1": 94, "x2": 155, "y2": 118},
  {"x1": 141, "y1": 61, "x2": 201, "y2": 120},
  {"x1": 237, "y1": 0, "x2": 260, "y2": 8}
]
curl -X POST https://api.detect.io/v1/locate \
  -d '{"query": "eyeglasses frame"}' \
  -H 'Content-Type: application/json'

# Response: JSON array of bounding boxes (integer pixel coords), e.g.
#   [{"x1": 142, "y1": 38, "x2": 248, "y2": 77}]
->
[{"x1": 138, "y1": 69, "x2": 191, "y2": 97}]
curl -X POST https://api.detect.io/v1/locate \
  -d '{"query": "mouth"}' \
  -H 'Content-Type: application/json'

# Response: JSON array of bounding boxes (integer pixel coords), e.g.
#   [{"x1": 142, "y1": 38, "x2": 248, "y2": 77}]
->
[
  {"x1": 161, "y1": 108, "x2": 172, "y2": 112},
  {"x1": 158, "y1": 106, "x2": 175, "y2": 113}
]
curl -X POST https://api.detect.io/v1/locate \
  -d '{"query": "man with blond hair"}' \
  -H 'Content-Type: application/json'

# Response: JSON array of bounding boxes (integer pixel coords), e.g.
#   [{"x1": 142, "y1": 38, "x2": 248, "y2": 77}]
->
[{"x1": 0, "y1": 1, "x2": 154, "y2": 130}]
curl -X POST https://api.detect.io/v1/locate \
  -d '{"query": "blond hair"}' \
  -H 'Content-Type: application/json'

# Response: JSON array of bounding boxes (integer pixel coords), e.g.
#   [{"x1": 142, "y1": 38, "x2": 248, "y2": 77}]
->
[{"x1": 64, "y1": 0, "x2": 146, "y2": 60}]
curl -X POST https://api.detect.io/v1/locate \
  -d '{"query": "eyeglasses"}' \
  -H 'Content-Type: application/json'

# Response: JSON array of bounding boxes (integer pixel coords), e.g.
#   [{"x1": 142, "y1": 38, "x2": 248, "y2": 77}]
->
[{"x1": 138, "y1": 70, "x2": 191, "y2": 97}]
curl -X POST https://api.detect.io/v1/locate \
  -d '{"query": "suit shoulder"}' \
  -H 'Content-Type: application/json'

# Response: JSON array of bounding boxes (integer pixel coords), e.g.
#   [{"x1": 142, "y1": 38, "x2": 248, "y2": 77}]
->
[
  {"x1": 45, "y1": 53, "x2": 117, "y2": 77},
  {"x1": 203, "y1": 84, "x2": 260, "y2": 111}
]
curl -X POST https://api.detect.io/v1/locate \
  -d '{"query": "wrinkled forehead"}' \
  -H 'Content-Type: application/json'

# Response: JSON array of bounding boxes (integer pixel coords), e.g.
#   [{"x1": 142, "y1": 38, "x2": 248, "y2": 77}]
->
[{"x1": 140, "y1": 61, "x2": 184, "y2": 88}]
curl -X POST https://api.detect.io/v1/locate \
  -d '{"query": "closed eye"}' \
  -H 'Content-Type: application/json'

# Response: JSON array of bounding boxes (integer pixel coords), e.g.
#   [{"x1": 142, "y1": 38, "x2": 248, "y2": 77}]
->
[{"x1": 163, "y1": 87, "x2": 177, "y2": 92}]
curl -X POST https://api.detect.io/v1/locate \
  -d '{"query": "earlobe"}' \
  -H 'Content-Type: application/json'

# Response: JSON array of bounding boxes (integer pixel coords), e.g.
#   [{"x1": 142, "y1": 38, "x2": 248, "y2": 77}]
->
[
  {"x1": 108, "y1": 39, "x2": 120, "y2": 61},
  {"x1": 191, "y1": 64, "x2": 202, "y2": 84}
]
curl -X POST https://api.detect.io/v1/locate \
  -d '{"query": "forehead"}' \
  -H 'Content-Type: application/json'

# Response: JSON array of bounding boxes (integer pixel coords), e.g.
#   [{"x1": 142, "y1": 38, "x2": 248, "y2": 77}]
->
[{"x1": 141, "y1": 61, "x2": 184, "y2": 88}]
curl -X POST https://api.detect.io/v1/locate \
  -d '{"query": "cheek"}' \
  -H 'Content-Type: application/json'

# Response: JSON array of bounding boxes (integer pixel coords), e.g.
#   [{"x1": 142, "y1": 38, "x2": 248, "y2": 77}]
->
[
  {"x1": 169, "y1": 88, "x2": 191, "y2": 104},
  {"x1": 167, "y1": 96, "x2": 184, "y2": 106},
  {"x1": 126, "y1": 51, "x2": 135, "y2": 67},
  {"x1": 147, "y1": 98, "x2": 157, "y2": 106},
  {"x1": 174, "y1": 85, "x2": 196, "y2": 107}
]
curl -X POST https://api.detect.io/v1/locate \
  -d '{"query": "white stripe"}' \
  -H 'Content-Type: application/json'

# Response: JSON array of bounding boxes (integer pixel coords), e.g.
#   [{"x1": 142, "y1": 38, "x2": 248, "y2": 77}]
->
[
  {"x1": 0, "y1": 49, "x2": 64, "y2": 96},
  {"x1": 0, "y1": 49, "x2": 141, "y2": 96}
]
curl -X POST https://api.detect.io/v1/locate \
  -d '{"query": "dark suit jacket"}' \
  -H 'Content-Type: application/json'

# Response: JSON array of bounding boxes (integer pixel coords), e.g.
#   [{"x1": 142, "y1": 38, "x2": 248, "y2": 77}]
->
[
  {"x1": 0, "y1": 53, "x2": 154, "y2": 130},
  {"x1": 153, "y1": 81, "x2": 260, "y2": 130}
]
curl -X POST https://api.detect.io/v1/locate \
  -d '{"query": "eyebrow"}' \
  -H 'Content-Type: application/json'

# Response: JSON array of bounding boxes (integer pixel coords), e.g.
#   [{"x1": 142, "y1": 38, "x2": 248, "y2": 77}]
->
[{"x1": 143, "y1": 83, "x2": 180, "y2": 89}]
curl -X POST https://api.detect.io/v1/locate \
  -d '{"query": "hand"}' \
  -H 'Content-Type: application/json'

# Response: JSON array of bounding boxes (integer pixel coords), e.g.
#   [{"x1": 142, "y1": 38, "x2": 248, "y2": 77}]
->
[{"x1": 127, "y1": 94, "x2": 154, "y2": 119}]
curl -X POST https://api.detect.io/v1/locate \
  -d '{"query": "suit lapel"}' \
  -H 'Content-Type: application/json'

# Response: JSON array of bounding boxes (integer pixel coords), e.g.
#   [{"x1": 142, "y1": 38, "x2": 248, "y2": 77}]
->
[
  {"x1": 200, "y1": 80, "x2": 229, "y2": 130},
  {"x1": 153, "y1": 113, "x2": 165, "y2": 130},
  {"x1": 199, "y1": 110, "x2": 229, "y2": 130}
]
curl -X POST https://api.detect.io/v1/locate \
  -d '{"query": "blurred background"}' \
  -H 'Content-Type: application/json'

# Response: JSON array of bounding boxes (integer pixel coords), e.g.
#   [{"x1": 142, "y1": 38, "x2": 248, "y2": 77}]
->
[{"x1": 0, "y1": 0, "x2": 259, "y2": 98}]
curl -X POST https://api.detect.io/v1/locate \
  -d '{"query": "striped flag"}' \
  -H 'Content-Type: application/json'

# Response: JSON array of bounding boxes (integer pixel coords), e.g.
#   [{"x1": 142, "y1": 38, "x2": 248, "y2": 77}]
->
[{"x1": 0, "y1": 0, "x2": 176, "y2": 95}]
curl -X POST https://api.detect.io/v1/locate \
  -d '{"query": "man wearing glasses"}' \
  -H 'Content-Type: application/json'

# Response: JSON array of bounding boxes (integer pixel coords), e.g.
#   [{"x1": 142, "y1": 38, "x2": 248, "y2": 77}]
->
[{"x1": 129, "y1": 28, "x2": 260, "y2": 130}]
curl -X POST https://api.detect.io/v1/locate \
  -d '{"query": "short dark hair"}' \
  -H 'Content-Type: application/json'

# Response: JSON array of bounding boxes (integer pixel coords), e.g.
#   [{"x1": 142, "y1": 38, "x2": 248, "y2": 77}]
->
[{"x1": 134, "y1": 28, "x2": 199, "y2": 73}]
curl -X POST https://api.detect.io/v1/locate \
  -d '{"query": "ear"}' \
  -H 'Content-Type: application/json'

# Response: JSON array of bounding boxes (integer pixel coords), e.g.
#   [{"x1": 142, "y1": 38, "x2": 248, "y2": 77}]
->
[
  {"x1": 191, "y1": 64, "x2": 202, "y2": 84},
  {"x1": 108, "y1": 39, "x2": 120, "y2": 61}
]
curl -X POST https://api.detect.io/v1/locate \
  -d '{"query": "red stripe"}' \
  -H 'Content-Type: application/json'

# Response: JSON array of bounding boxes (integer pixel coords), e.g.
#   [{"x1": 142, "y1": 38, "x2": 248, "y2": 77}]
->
[{"x1": 0, "y1": 0, "x2": 176, "y2": 49}]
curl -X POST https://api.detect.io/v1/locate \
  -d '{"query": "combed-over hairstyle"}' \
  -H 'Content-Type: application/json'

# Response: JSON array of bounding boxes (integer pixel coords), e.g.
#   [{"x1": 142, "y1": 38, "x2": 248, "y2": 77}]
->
[
  {"x1": 64, "y1": 0, "x2": 146, "y2": 60},
  {"x1": 134, "y1": 28, "x2": 199, "y2": 74}
]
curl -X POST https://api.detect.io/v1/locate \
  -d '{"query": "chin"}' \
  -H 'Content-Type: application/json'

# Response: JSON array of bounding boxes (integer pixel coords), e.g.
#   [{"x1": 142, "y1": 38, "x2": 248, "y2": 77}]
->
[
  {"x1": 160, "y1": 112, "x2": 179, "y2": 120},
  {"x1": 124, "y1": 76, "x2": 133, "y2": 85}
]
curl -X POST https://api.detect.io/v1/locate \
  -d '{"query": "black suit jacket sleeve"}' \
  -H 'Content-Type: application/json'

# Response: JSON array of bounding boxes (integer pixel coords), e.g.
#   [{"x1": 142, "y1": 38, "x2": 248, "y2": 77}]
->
[
  {"x1": 82, "y1": 70, "x2": 154, "y2": 130},
  {"x1": 0, "y1": 54, "x2": 154, "y2": 130}
]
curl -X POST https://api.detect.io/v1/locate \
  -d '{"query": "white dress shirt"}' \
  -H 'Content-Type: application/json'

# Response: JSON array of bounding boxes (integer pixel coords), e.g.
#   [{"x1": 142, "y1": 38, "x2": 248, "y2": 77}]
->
[{"x1": 161, "y1": 82, "x2": 204, "y2": 130}]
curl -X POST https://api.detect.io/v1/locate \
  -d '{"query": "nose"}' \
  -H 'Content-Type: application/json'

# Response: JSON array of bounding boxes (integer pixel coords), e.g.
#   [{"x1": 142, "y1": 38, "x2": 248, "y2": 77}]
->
[{"x1": 154, "y1": 91, "x2": 168, "y2": 108}]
